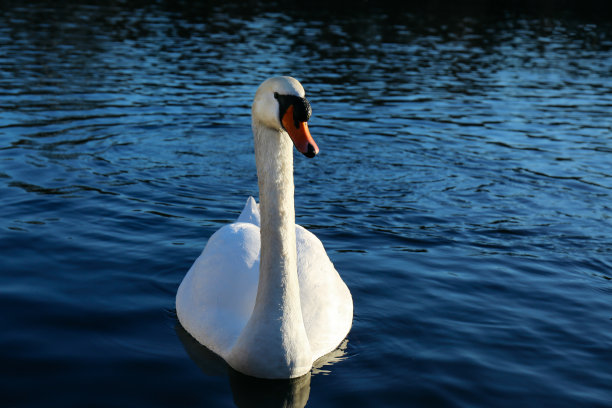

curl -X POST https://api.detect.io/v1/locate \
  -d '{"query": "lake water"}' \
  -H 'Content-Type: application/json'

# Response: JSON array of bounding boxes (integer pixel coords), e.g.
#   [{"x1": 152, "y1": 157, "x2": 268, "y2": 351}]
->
[{"x1": 1, "y1": 2, "x2": 611, "y2": 407}]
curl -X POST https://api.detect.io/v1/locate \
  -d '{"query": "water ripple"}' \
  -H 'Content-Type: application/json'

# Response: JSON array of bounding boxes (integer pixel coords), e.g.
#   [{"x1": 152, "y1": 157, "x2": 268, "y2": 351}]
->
[{"x1": 1, "y1": 3, "x2": 612, "y2": 408}]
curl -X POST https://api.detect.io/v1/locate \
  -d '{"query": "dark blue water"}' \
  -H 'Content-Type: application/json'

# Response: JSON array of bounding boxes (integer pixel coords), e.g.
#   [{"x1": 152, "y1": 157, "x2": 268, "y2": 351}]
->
[{"x1": 1, "y1": 2, "x2": 611, "y2": 407}]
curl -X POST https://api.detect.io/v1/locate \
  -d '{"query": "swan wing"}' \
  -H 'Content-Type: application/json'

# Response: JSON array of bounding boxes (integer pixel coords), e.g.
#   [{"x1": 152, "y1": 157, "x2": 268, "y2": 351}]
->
[
  {"x1": 236, "y1": 196, "x2": 260, "y2": 226},
  {"x1": 176, "y1": 221, "x2": 260, "y2": 357},
  {"x1": 296, "y1": 225, "x2": 353, "y2": 360}
]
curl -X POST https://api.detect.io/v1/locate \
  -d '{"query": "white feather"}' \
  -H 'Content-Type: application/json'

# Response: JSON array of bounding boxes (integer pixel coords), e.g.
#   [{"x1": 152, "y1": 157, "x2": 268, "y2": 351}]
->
[{"x1": 176, "y1": 76, "x2": 353, "y2": 379}]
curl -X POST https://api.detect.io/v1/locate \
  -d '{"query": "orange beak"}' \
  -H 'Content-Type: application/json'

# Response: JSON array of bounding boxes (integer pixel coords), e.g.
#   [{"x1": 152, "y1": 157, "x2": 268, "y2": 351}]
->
[{"x1": 281, "y1": 105, "x2": 319, "y2": 158}]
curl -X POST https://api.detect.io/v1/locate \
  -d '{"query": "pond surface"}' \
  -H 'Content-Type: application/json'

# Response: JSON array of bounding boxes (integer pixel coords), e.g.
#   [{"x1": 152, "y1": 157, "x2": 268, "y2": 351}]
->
[{"x1": 1, "y1": 2, "x2": 611, "y2": 407}]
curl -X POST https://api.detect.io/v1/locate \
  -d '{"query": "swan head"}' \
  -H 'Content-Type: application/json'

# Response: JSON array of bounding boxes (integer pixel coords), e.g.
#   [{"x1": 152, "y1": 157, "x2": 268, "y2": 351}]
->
[{"x1": 252, "y1": 76, "x2": 319, "y2": 158}]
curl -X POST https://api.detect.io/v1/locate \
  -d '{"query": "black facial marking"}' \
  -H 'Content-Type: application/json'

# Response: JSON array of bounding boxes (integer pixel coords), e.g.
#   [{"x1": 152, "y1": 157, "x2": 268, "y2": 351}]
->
[{"x1": 275, "y1": 93, "x2": 312, "y2": 128}]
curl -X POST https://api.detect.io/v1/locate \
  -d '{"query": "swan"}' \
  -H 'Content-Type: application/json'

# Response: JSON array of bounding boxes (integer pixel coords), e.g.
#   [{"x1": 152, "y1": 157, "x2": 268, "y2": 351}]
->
[{"x1": 176, "y1": 76, "x2": 353, "y2": 379}]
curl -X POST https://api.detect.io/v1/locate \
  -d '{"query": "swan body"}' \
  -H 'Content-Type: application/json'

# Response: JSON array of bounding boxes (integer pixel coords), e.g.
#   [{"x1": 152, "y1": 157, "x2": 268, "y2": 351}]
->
[{"x1": 176, "y1": 77, "x2": 353, "y2": 379}]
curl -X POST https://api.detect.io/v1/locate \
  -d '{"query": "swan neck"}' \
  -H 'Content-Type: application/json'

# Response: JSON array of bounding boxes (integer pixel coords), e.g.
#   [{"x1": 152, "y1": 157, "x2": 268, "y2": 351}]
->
[
  {"x1": 253, "y1": 121, "x2": 297, "y2": 300},
  {"x1": 226, "y1": 120, "x2": 311, "y2": 378}
]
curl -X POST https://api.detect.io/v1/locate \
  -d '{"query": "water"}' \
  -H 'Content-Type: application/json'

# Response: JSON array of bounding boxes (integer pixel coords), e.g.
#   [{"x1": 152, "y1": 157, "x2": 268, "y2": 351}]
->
[{"x1": 1, "y1": 2, "x2": 611, "y2": 407}]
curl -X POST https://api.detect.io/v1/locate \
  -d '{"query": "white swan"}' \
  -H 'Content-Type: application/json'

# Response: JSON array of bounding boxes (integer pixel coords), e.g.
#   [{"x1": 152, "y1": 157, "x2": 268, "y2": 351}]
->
[{"x1": 176, "y1": 76, "x2": 353, "y2": 379}]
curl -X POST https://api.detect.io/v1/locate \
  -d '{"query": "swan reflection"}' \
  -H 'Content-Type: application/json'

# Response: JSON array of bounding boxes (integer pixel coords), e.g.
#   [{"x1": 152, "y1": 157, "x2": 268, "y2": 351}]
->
[
  {"x1": 176, "y1": 323, "x2": 348, "y2": 408},
  {"x1": 229, "y1": 370, "x2": 311, "y2": 408}
]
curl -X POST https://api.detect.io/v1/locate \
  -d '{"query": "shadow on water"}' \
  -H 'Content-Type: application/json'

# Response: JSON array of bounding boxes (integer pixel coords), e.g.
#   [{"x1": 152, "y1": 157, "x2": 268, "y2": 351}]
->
[
  {"x1": 175, "y1": 322, "x2": 312, "y2": 408},
  {"x1": 229, "y1": 372, "x2": 311, "y2": 408}
]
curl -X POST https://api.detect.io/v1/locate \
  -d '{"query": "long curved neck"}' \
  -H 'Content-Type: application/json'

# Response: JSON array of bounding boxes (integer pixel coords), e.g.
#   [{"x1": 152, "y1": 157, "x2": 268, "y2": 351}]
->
[
  {"x1": 227, "y1": 120, "x2": 311, "y2": 378},
  {"x1": 253, "y1": 122, "x2": 297, "y2": 292}
]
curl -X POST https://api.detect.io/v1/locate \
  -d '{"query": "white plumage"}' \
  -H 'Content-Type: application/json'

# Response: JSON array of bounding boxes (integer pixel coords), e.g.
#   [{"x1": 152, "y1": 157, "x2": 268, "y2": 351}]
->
[{"x1": 176, "y1": 77, "x2": 353, "y2": 379}]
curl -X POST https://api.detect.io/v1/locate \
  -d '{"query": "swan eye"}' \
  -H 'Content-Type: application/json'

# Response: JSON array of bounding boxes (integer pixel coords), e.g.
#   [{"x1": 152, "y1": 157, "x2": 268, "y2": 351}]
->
[
  {"x1": 294, "y1": 98, "x2": 312, "y2": 123},
  {"x1": 274, "y1": 92, "x2": 279, "y2": 99}
]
